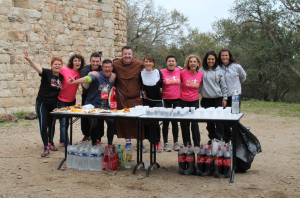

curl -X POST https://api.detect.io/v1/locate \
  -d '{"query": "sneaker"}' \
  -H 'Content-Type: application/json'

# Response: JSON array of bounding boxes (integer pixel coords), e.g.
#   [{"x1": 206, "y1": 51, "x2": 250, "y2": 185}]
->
[
  {"x1": 82, "y1": 136, "x2": 87, "y2": 141},
  {"x1": 164, "y1": 143, "x2": 171, "y2": 152},
  {"x1": 59, "y1": 142, "x2": 64, "y2": 147},
  {"x1": 157, "y1": 142, "x2": 163, "y2": 153},
  {"x1": 48, "y1": 143, "x2": 58, "y2": 151},
  {"x1": 41, "y1": 146, "x2": 50, "y2": 157},
  {"x1": 173, "y1": 142, "x2": 180, "y2": 151}
]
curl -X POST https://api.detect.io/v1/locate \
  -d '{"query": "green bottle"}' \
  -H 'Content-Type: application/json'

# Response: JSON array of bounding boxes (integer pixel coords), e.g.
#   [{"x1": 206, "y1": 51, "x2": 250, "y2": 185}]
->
[{"x1": 117, "y1": 144, "x2": 124, "y2": 167}]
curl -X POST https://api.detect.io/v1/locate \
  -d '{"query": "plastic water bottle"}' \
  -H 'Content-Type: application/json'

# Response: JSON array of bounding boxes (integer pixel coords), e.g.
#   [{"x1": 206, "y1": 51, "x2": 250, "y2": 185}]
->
[
  {"x1": 232, "y1": 90, "x2": 239, "y2": 114},
  {"x1": 72, "y1": 143, "x2": 80, "y2": 169},
  {"x1": 97, "y1": 145, "x2": 104, "y2": 171},
  {"x1": 125, "y1": 143, "x2": 132, "y2": 168},
  {"x1": 66, "y1": 144, "x2": 74, "y2": 168},
  {"x1": 82, "y1": 145, "x2": 90, "y2": 170},
  {"x1": 88, "y1": 145, "x2": 97, "y2": 171},
  {"x1": 77, "y1": 145, "x2": 85, "y2": 170}
]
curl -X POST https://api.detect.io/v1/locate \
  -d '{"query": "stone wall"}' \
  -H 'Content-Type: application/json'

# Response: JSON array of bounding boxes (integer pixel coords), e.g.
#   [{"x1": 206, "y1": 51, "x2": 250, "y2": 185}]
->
[{"x1": 0, "y1": 0, "x2": 126, "y2": 115}]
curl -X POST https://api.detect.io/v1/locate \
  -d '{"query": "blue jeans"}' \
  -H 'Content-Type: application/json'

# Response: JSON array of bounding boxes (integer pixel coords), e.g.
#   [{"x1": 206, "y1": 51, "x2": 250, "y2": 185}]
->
[{"x1": 58, "y1": 99, "x2": 76, "y2": 146}]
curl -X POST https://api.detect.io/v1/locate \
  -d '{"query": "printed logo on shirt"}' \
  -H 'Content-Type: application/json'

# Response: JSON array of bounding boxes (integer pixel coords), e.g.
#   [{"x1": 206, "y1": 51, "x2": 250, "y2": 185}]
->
[
  {"x1": 98, "y1": 84, "x2": 111, "y2": 91},
  {"x1": 185, "y1": 78, "x2": 199, "y2": 87},
  {"x1": 166, "y1": 76, "x2": 180, "y2": 84},
  {"x1": 51, "y1": 78, "x2": 62, "y2": 89},
  {"x1": 216, "y1": 77, "x2": 219, "y2": 82}
]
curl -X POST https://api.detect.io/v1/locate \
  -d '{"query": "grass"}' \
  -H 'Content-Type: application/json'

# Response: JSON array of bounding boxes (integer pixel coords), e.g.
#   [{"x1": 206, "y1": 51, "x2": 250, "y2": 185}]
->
[
  {"x1": 12, "y1": 109, "x2": 30, "y2": 119},
  {"x1": 242, "y1": 99, "x2": 300, "y2": 118}
]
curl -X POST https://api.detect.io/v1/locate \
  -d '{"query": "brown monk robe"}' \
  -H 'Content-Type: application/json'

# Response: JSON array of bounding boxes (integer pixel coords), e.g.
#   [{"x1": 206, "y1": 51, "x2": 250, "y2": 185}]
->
[{"x1": 113, "y1": 58, "x2": 144, "y2": 139}]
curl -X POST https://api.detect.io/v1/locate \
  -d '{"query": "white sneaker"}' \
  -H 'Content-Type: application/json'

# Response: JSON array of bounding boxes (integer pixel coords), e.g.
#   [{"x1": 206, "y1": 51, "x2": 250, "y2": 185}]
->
[
  {"x1": 173, "y1": 142, "x2": 180, "y2": 151},
  {"x1": 164, "y1": 143, "x2": 171, "y2": 152}
]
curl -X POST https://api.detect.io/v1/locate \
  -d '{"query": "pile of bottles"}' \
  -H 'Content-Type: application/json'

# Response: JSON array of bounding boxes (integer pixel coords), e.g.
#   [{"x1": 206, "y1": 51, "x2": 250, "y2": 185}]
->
[
  {"x1": 66, "y1": 142, "x2": 127, "y2": 171},
  {"x1": 178, "y1": 140, "x2": 232, "y2": 178}
]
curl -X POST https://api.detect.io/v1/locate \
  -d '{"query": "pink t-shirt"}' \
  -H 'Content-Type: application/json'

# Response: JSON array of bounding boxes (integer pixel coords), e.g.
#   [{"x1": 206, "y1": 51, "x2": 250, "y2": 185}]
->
[
  {"x1": 58, "y1": 67, "x2": 81, "y2": 102},
  {"x1": 180, "y1": 69, "x2": 203, "y2": 101},
  {"x1": 161, "y1": 67, "x2": 181, "y2": 99}
]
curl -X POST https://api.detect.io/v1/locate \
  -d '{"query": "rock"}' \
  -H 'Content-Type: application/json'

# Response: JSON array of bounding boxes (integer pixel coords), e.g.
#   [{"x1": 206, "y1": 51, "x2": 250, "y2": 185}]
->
[
  {"x1": 2, "y1": 114, "x2": 18, "y2": 122},
  {"x1": 17, "y1": 176, "x2": 22, "y2": 179},
  {"x1": 43, "y1": 160, "x2": 48, "y2": 163},
  {"x1": 138, "y1": 174, "x2": 143, "y2": 180},
  {"x1": 25, "y1": 113, "x2": 37, "y2": 120}
]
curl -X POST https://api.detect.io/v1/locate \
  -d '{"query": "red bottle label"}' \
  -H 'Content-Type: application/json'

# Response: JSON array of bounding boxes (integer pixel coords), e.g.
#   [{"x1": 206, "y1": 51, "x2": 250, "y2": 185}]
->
[
  {"x1": 101, "y1": 93, "x2": 108, "y2": 99},
  {"x1": 205, "y1": 156, "x2": 213, "y2": 164},
  {"x1": 223, "y1": 159, "x2": 231, "y2": 166},
  {"x1": 110, "y1": 102, "x2": 117, "y2": 109},
  {"x1": 214, "y1": 158, "x2": 223, "y2": 165},
  {"x1": 186, "y1": 155, "x2": 195, "y2": 162},
  {"x1": 178, "y1": 155, "x2": 186, "y2": 162},
  {"x1": 197, "y1": 156, "x2": 205, "y2": 163}
]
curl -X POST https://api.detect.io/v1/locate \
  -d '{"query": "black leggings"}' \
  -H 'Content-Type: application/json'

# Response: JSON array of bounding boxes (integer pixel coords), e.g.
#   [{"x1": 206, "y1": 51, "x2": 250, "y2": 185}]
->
[
  {"x1": 180, "y1": 99, "x2": 200, "y2": 147},
  {"x1": 36, "y1": 101, "x2": 57, "y2": 148},
  {"x1": 143, "y1": 99, "x2": 162, "y2": 144},
  {"x1": 162, "y1": 99, "x2": 180, "y2": 144},
  {"x1": 201, "y1": 97, "x2": 224, "y2": 141},
  {"x1": 89, "y1": 118, "x2": 115, "y2": 145}
]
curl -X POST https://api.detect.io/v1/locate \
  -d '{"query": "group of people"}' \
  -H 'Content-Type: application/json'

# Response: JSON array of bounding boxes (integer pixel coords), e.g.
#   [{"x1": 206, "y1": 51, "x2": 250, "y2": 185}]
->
[{"x1": 25, "y1": 45, "x2": 246, "y2": 158}]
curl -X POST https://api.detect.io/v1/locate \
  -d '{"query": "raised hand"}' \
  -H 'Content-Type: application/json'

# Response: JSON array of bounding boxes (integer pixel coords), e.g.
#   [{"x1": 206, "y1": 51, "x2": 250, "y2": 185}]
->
[
  {"x1": 68, "y1": 76, "x2": 76, "y2": 84},
  {"x1": 23, "y1": 51, "x2": 33, "y2": 63}
]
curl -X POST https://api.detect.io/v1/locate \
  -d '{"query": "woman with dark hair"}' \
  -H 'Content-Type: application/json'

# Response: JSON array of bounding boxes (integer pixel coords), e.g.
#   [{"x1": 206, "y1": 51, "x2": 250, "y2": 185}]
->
[
  {"x1": 58, "y1": 54, "x2": 85, "y2": 147},
  {"x1": 180, "y1": 55, "x2": 203, "y2": 147},
  {"x1": 217, "y1": 48, "x2": 246, "y2": 143},
  {"x1": 24, "y1": 52, "x2": 63, "y2": 157},
  {"x1": 140, "y1": 54, "x2": 163, "y2": 152},
  {"x1": 161, "y1": 54, "x2": 181, "y2": 152},
  {"x1": 200, "y1": 50, "x2": 227, "y2": 144}
]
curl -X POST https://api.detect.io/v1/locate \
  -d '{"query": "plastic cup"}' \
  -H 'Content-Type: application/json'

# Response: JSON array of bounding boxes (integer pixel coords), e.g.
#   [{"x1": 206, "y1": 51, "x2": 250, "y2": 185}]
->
[
  {"x1": 149, "y1": 109, "x2": 155, "y2": 116},
  {"x1": 160, "y1": 109, "x2": 165, "y2": 116},
  {"x1": 190, "y1": 107, "x2": 196, "y2": 114},
  {"x1": 145, "y1": 109, "x2": 151, "y2": 116}
]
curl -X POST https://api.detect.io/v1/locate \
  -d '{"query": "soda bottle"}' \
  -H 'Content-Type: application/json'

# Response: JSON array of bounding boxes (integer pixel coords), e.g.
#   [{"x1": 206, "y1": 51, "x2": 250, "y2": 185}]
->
[
  {"x1": 110, "y1": 87, "x2": 117, "y2": 110},
  {"x1": 223, "y1": 145, "x2": 232, "y2": 178},
  {"x1": 117, "y1": 144, "x2": 124, "y2": 167},
  {"x1": 184, "y1": 145, "x2": 195, "y2": 175},
  {"x1": 178, "y1": 146, "x2": 186, "y2": 175},
  {"x1": 125, "y1": 143, "x2": 133, "y2": 168},
  {"x1": 101, "y1": 84, "x2": 109, "y2": 110},
  {"x1": 232, "y1": 90, "x2": 239, "y2": 114},
  {"x1": 103, "y1": 146, "x2": 112, "y2": 171},
  {"x1": 204, "y1": 145, "x2": 214, "y2": 176},
  {"x1": 214, "y1": 145, "x2": 224, "y2": 178},
  {"x1": 111, "y1": 146, "x2": 120, "y2": 170},
  {"x1": 196, "y1": 144, "x2": 206, "y2": 176}
]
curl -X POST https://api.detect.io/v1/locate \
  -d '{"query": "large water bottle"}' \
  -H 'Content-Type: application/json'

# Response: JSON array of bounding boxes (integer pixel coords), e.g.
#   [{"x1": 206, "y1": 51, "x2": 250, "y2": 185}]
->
[
  {"x1": 66, "y1": 144, "x2": 74, "y2": 168},
  {"x1": 77, "y1": 145, "x2": 85, "y2": 170},
  {"x1": 97, "y1": 145, "x2": 104, "y2": 171},
  {"x1": 231, "y1": 90, "x2": 240, "y2": 114},
  {"x1": 82, "y1": 145, "x2": 90, "y2": 170},
  {"x1": 125, "y1": 143, "x2": 132, "y2": 168},
  {"x1": 72, "y1": 143, "x2": 81, "y2": 169},
  {"x1": 89, "y1": 145, "x2": 100, "y2": 171}
]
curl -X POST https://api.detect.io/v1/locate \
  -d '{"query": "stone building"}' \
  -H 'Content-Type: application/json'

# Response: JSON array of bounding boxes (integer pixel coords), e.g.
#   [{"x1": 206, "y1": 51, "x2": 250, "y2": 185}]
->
[{"x1": 0, "y1": 0, "x2": 127, "y2": 115}]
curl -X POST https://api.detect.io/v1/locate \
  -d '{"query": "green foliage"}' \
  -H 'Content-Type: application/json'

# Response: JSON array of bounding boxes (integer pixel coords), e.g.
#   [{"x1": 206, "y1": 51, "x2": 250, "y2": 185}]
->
[{"x1": 12, "y1": 109, "x2": 29, "y2": 119}]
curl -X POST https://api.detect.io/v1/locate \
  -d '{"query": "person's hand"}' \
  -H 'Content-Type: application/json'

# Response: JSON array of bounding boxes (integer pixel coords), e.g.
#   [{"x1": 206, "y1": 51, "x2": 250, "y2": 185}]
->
[
  {"x1": 143, "y1": 91, "x2": 146, "y2": 99},
  {"x1": 222, "y1": 100, "x2": 227, "y2": 108},
  {"x1": 23, "y1": 51, "x2": 33, "y2": 63},
  {"x1": 109, "y1": 73, "x2": 116, "y2": 83},
  {"x1": 68, "y1": 76, "x2": 76, "y2": 84},
  {"x1": 88, "y1": 71, "x2": 99, "y2": 78}
]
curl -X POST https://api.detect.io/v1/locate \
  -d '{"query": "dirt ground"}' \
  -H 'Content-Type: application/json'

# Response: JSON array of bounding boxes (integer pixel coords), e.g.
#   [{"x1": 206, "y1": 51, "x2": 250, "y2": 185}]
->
[{"x1": 0, "y1": 112, "x2": 299, "y2": 198}]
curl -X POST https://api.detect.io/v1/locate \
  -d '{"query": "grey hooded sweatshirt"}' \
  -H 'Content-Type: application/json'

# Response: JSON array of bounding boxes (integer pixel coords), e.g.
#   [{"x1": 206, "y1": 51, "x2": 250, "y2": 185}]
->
[
  {"x1": 221, "y1": 62, "x2": 246, "y2": 96},
  {"x1": 200, "y1": 66, "x2": 227, "y2": 100}
]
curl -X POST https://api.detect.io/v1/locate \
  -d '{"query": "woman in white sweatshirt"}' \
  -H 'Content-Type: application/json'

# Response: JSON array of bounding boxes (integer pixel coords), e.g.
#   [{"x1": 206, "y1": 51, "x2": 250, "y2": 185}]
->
[
  {"x1": 200, "y1": 51, "x2": 227, "y2": 144},
  {"x1": 217, "y1": 48, "x2": 246, "y2": 143}
]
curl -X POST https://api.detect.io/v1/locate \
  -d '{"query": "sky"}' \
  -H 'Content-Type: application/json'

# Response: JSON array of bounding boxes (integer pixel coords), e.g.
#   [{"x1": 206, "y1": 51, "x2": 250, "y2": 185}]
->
[{"x1": 154, "y1": 0, "x2": 235, "y2": 33}]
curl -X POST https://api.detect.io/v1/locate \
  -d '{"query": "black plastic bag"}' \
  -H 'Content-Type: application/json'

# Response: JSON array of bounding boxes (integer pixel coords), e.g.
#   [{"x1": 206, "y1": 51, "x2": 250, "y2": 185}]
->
[{"x1": 235, "y1": 123, "x2": 262, "y2": 172}]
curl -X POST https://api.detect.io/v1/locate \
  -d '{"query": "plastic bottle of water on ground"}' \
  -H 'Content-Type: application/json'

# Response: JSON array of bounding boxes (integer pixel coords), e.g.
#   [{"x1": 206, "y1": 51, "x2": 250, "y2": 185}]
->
[
  {"x1": 72, "y1": 143, "x2": 80, "y2": 169},
  {"x1": 66, "y1": 144, "x2": 74, "y2": 168},
  {"x1": 232, "y1": 90, "x2": 240, "y2": 114},
  {"x1": 77, "y1": 145, "x2": 85, "y2": 170},
  {"x1": 88, "y1": 145, "x2": 98, "y2": 171},
  {"x1": 97, "y1": 145, "x2": 104, "y2": 171},
  {"x1": 82, "y1": 145, "x2": 90, "y2": 170},
  {"x1": 125, "y1": 143, "x2": 132, "y2": 168}
]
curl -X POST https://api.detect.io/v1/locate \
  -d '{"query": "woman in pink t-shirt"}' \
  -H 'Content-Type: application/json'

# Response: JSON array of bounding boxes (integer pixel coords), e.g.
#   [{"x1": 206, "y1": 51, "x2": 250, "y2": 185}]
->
[
  {"x1": 161, "y1": 55, "x2": 181, "y2": 152},
  {"x1": 58, "y1": 54, "x2": 85, "y2": 147},
  {"x1": 180, "y1": 55, "x2": 203, "y2": 148}
]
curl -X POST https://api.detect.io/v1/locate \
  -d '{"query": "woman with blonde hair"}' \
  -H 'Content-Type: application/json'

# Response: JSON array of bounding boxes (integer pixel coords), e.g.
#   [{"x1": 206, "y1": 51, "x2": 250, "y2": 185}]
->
[{"x1": 180, "y1": 55, "x2": 203, "y2": 148}]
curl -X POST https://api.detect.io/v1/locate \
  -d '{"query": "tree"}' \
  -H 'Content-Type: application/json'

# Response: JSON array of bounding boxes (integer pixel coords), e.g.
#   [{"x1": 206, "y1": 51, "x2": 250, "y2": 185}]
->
[
  {"x1": 126, "y1": 0, "x2": 188, "y2": 60},
  {"x1": 213, "y1": 0, "x2": 300, "y2": 102}
]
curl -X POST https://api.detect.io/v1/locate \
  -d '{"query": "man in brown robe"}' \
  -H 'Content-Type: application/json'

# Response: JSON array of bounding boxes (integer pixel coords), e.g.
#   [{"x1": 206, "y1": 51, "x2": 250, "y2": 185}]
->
[{"x1": 113, "y1": 46, "x2": 144, "y2": 139}]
